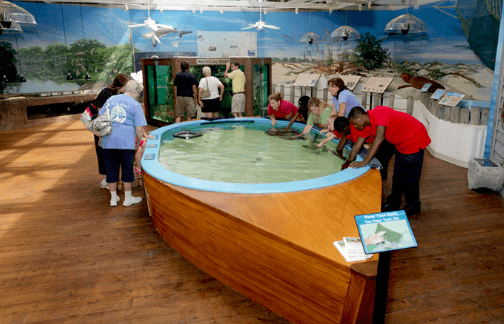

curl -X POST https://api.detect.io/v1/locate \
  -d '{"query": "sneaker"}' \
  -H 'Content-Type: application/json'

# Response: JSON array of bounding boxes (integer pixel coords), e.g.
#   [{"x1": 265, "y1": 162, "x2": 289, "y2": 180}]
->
[
  {"x1": 100, "y1": 179, "x2": 109, "y2": 190},
  {"x1": 123, "y1": 196, "x2": 142, "y2": 207},
  {"x1": 110, "y1": 196, "x2": 120, "y2": 207}
]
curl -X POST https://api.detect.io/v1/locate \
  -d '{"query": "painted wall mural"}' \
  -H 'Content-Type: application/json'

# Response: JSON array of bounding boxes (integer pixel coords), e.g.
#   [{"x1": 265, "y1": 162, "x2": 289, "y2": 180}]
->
[{"x1": 0, "y1": 0, "x2": 498, "y2": 99}]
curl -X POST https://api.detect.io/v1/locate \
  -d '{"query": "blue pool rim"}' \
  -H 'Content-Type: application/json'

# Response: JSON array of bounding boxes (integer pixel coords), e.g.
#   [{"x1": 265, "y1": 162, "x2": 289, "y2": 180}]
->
[{"x1": 141, "y1": 117, "x2": 370, "y2": 194}]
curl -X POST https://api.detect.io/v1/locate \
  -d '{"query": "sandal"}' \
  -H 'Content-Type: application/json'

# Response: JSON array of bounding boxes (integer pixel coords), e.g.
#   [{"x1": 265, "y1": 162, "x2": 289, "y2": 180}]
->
[{"x1": 134, "y1": 166, "x2": 142, "y2": 175}]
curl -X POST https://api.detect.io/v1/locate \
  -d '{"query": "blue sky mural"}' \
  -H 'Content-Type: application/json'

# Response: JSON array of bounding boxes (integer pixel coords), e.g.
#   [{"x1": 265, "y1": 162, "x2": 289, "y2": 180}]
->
[
  {"x1": 6, "y1": 0, "x2": 478, "y2": 63},
  {"x1": 0, "y1": 0, "x2": 492, "y2": 94}
]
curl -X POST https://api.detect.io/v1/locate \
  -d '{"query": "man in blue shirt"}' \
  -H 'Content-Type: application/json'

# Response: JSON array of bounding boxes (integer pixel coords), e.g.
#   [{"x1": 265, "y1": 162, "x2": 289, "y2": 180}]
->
[{"x1": 99, "y1": 80, "x2": 147, "y2": 207}]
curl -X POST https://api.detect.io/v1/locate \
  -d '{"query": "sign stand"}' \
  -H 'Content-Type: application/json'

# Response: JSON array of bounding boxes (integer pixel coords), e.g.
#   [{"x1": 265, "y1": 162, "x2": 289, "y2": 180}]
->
[
  {"x1": 354, "y1": 210, "x2": 418, "y2": 323},
  {"x1": 361, "y1": 77, "x2": 393, "y2": 109},
  {"x1": 373, "y1": 251, "x2": 391, "y2": 324}
]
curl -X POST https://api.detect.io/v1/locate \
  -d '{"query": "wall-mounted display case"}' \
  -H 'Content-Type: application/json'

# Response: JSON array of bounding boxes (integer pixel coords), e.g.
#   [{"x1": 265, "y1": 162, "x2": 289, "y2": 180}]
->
[{"x1": 142, "y1": 57, "x2": 272, "y2": 125}]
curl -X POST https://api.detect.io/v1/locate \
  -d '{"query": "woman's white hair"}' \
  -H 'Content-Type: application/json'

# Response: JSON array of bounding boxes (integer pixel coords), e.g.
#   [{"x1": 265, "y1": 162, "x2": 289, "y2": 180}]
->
[
  {"x1": 125, "y1": 80, "x2": 143, "y2": 95},
  {"x1": 202, "y1": 66, "x2": 211, "y2": 76}
]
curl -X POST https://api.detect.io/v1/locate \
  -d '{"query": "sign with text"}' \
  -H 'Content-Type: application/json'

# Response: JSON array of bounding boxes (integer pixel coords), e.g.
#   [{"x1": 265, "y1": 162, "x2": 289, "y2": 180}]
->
[
  {"x1": 196, "y1": 59, "x2": 230, "y2": 65},
  {"x1": 361, "y1": 77, "x2": 393, "y2": 94},
  {"x1": 294, "y1": 73, "x2": 321, "y2": 87},
  {"x1": 339, "y1": 75, "x2": 362, "y2": 91},
  {"x1": 439, "y1": 92, "x2": 465, "y2": 107},
  {"x1": 355, "y1": 210, "x2": 417, "y2": 254},
  {"x1": 430, "y1": 89, "x2": 445, "y2": 100},
  {"x1": 420, "y1": 83, "x2": 432, "y2": 92}
]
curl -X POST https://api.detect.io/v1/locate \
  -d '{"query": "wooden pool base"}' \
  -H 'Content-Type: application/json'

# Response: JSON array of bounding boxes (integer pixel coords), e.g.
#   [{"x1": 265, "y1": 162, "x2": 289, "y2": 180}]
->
[{"x1": 143, "y1": 169, "x2": 382, "y2": 324}]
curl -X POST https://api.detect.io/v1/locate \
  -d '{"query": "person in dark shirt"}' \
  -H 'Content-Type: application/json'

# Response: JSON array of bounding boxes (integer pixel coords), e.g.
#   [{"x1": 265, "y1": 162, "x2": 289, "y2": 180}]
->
[
  {"x1": 91, "y1": 73, "x2": 130, "y2": 190},
  {"x1": 173, "y1": 61, "x2": 198, "y2": 123}
]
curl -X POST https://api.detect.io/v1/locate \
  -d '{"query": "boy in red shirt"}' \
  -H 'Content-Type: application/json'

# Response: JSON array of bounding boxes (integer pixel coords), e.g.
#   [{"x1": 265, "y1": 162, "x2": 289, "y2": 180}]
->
[
  {"x1": 346, "y1": 106, "x2": 431, "y2": 216},
  {"x1": 320, "y1": 117, "x2": 394, "y2": 180}
]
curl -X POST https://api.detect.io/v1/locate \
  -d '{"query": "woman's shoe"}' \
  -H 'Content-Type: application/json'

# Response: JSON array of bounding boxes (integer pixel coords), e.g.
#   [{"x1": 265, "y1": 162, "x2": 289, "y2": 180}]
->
[{"x1": 100, "y1": 178, "x2": 109, "y2": 190}]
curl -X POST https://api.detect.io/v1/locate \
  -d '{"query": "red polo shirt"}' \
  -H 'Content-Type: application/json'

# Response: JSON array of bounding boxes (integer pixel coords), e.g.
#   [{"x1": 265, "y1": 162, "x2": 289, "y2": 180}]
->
[
  {"x1": 332, "y1": 124, "x2": 374, "y2": 144},
  {"x1": 368, "y1": 106, "x2": 431, "y2": 154},
  {"x1": 267, "y1": 100, "x2": 299, "y2": 118}
]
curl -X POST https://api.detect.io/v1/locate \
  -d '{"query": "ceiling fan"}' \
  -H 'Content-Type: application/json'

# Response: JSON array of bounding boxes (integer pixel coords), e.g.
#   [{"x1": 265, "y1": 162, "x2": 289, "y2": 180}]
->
[
  {"x1": 242, "y1": 0, "x2": 280, "y2": 31},
  {"x1": 128, "y1": 0, "x2": 172, "y2": 31}
]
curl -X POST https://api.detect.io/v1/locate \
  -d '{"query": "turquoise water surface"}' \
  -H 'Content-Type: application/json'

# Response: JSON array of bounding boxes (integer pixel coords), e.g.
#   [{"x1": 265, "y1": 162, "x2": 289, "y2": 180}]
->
[{"x1": 158, "y1": 123, "x2": 345, "y2": 184}]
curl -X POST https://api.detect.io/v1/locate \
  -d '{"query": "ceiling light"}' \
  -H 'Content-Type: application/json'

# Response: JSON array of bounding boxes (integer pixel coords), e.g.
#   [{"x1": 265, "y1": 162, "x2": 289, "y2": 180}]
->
[
  {"x1": 192, "y1": 9, "x2": 195, "y2": 14},
  {"x1": 368, "y1": 1, "x2": 372, "y2": 9},
  {"x1": 264, "y1": 9, "x2": 267, "y2": 15},
  {"x1": 160, "y1": 9, "x2": 163, "y2": 13},
  {"x1": 358, "y1": 4, "x2": 362, "y2": 11},
  {"x1": 295, "y1": 8, "x2": 298, "y2": 14},
  {"x1": 220, "y1": 9, "x2": 224, "y2": 14},
  {"x1": 384, "y1": 13, "x2": 427, "y2": 36},
  {"x1": 0, "y1": 1, "x2": 37, "y2": 26},
  {"x1": 329, "y1": 9, "x2": 333, "y2": 15},
  {"x1": 300, "y1": 9, "x2": 321, "y2": 45},
  {"x1": 124, "y1": 4, "x2": 128, "y2": 11},
  {"x1": 200, "y1": 8, "x2": 203, "y2": 14},
  {"x1": 331, "y1": 26, "x2": 360, "y2": 41},
  {"x1": 0, "y1": 21, "x2": 22, "y2": 35}
]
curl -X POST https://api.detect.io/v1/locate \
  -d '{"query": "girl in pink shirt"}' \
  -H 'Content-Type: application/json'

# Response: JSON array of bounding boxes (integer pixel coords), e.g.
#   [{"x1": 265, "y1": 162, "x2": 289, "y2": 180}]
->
[{"x1": 267, "y1": 93, "x2": 299, "y2": 129}]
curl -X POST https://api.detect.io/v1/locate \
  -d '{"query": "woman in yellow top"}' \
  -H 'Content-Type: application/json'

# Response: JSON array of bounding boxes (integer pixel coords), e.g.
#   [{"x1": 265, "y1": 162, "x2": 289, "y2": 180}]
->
[{"x1": 293, "y1": 98, "x2": 333, "y2": 138}]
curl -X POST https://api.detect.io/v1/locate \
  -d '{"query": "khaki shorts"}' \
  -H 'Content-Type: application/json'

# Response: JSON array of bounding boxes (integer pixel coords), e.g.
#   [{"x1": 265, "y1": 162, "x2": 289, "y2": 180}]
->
[
  {"x1": 231, "y1": 93, "x2": 245, "y2": 113},
  {"x1": 175, "y1": 96, "x2": 196, "y2": 118}
]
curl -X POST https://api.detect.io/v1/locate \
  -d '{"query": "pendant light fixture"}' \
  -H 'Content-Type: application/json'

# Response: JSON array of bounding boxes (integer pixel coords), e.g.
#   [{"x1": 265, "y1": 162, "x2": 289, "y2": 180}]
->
[
  {"x1": 0, "y1": 0, "x2": 37, "y2": 28},
  {"x1": 331, "y1": 11, "x2": 360, "y2": 41},
  {"x1": 0, "y1": 20, "x2": 21, "y2": 35},
  {"x1": 300, "y1": 7, "x2": 321, "y2": 45},
  {"x1": 384, "y1": 13, "x2": 427, "y2": 36}
]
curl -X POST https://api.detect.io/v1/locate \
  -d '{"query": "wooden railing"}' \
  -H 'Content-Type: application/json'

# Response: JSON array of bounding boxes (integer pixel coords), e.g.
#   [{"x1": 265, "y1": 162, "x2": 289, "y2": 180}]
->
[
  {"x1": 419, "y1": 92, "x2": 490, "y2": 126},
  {"x1": 272, "y1": 82, "x2": 490, "y2": 126}
]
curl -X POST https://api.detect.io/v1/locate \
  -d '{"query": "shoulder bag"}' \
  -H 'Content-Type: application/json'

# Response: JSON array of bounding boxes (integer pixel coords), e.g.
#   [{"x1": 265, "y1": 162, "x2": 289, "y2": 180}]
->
[
  {"x1": 88, "y1": 101, "x2": 113, "y2": 137},
  {"x1": 201, "y1": 77, "x2": 211, "y2": 99}
]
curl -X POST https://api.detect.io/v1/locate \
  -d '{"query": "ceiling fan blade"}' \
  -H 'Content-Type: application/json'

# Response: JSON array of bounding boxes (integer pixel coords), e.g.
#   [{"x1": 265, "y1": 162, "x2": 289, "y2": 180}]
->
[
  {"x1": 241, "y1": 26, "x2": 256, "y2": 30},
  {"x1": 129, "y1": 23, "x2": 146, "y2": 28},
  {"x1": 264, "y1": 25, "x2": 280, "y2": 30},
  {"x1": 154, "y1": 34, "x2": 161, "y2": 45}
]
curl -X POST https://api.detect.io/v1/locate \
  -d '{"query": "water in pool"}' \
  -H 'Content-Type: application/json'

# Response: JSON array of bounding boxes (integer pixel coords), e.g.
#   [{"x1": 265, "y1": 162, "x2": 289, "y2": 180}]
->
[{"x1": 158, "y1": 124, "x2": 345, "y2": 183}]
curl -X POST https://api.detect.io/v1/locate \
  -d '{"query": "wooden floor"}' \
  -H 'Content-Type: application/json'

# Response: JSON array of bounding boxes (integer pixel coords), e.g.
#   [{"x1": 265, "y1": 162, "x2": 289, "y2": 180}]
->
[{"x1": 1, "y1": 120, "x2": 504, "y2": 324}]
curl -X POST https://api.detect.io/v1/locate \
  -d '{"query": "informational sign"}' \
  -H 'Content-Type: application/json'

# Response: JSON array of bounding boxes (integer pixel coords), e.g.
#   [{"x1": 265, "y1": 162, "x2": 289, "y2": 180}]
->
[
  {"x1": 294, "y1": 73, "x2": 321, "y2": 87},
  {"x1": 430, "y1": 89, "x2": 445, "y2": 100},
  {"x1": 196, "y1": 59, "x2": 230, "y2": 65},
  {"x1": 361, "y1": 77, "x2": 393, "y2": 94},
  {"x1": 339, "y1": 75, "x2": 362, "y2": 91},
  {"x1": 355, "y1": 210, "x2": 417, "y2": 254},
  {"x1": 420, "y1": 83, "x2": 432, "y2": 92},
  {"x1": 197, "y1": 31, "x2": 257, "y2": 58},
  {"x1": 439, "y1": 92, "x2": 465, "y2": 107}
]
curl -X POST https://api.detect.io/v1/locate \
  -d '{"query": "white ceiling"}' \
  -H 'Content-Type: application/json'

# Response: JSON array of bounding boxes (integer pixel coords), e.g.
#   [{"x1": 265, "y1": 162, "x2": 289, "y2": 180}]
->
[{"x1": 16, "y1": 0, "x2": 441, "y2": 12}]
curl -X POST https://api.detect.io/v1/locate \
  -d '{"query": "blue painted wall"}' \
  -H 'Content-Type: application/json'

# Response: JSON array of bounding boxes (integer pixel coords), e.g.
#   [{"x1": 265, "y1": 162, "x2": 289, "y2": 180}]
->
[{"x1": 0, "y1": 0, "x2": 489, "y2": 94}]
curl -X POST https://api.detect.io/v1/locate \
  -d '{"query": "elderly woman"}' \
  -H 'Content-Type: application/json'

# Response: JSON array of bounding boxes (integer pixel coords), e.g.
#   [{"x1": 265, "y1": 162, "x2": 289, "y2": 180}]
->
[
  {"x1": 98, "y1": 80, "x2": 147, "y2": 207},
  {"x1": 198, "y1": 66, "x2": 224, "y2": 119},
  {"x1": 293, "y1": 97, "x2": 333, "y2": 138},
  {"x1": 90, "y1": 73, "x2": 129, "y2": 190}
]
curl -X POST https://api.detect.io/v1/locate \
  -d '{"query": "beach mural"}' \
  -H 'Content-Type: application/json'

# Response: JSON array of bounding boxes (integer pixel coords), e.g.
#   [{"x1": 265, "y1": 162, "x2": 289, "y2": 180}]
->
[{"x1": 0, "y1": 0, "x2": 498, "y2": 99}]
